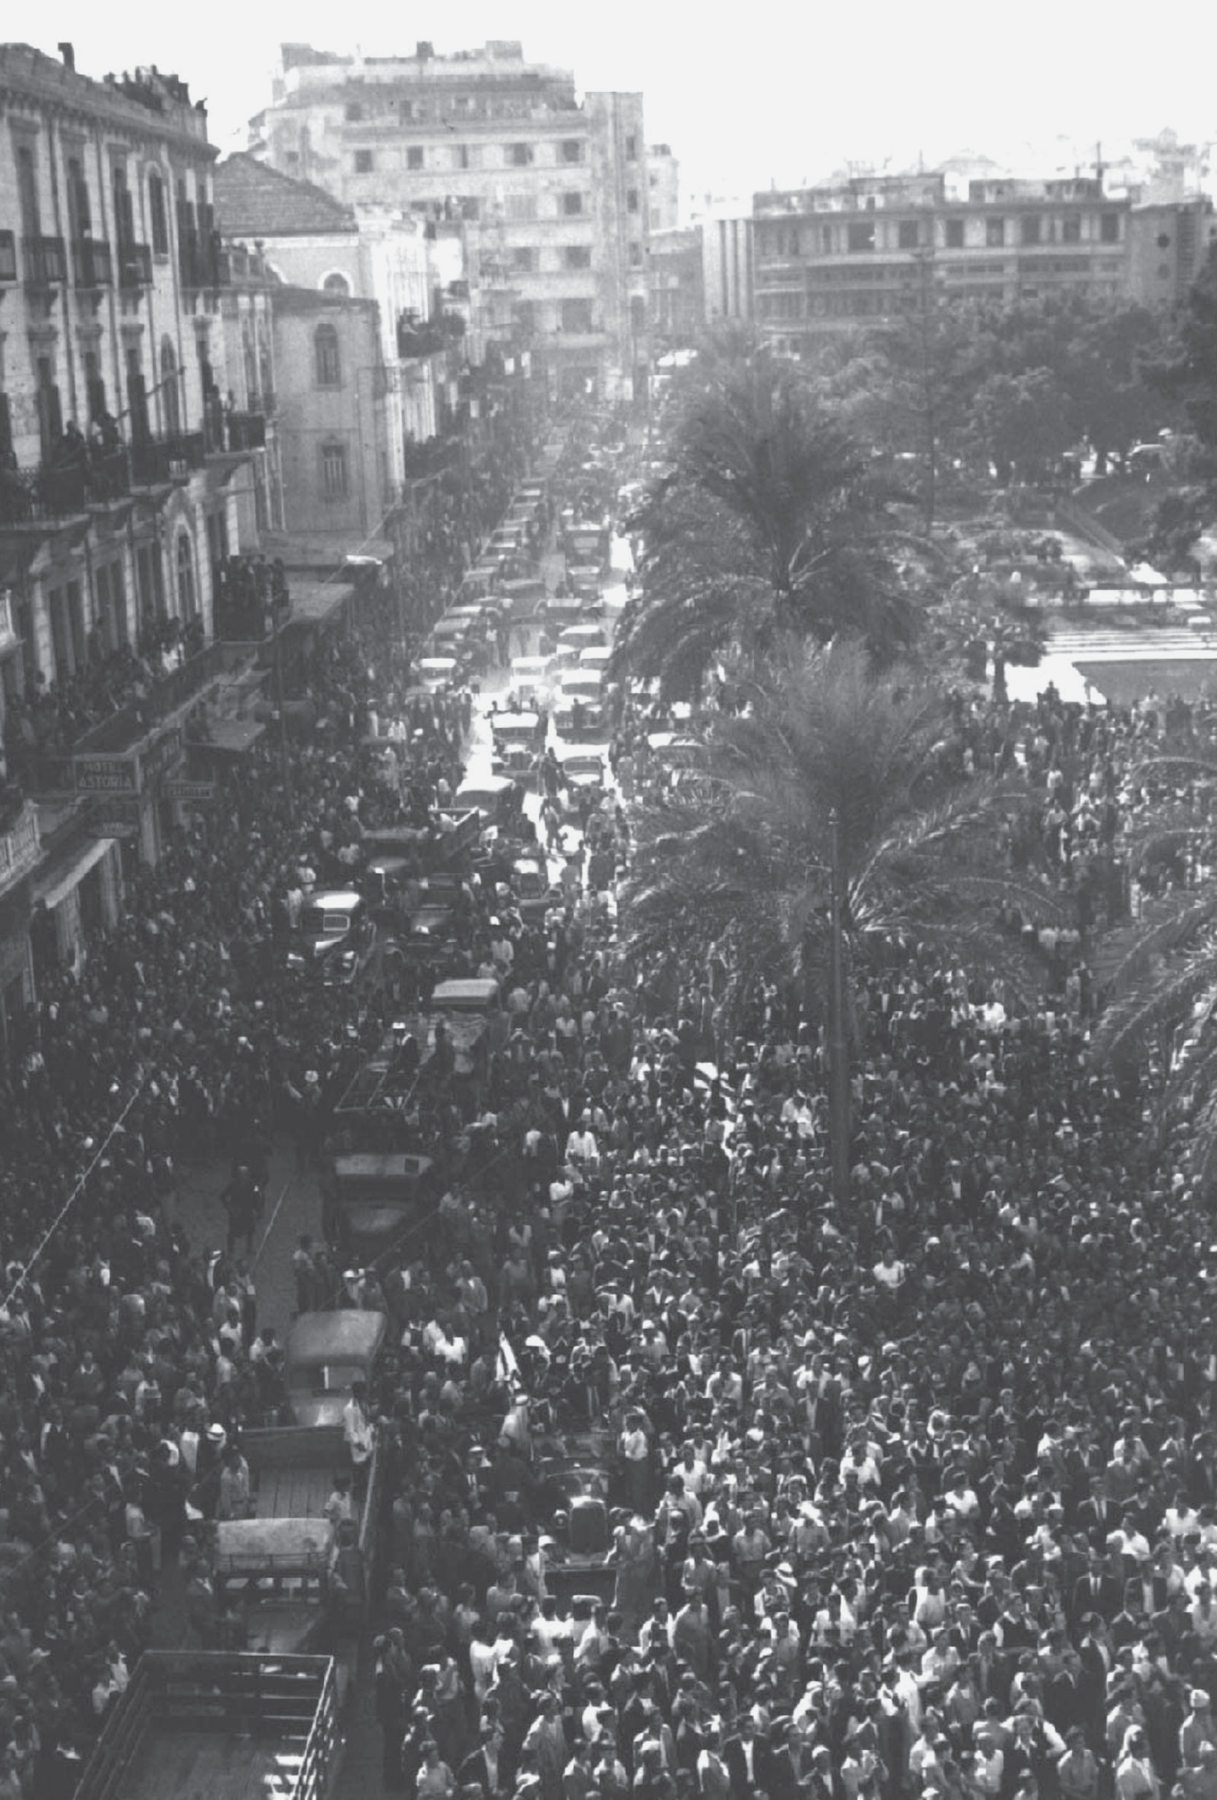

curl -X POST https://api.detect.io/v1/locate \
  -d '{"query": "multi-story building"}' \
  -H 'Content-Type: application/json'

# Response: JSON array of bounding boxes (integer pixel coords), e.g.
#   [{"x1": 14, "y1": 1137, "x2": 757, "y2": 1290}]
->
[
  {"x1": 250, "y1": 40, "x2": 650, "y2": 404},
  {"x1": 271, "y1": 285, "x2": 390, "y2": 543},
  {"x1": 0, "y1": 42, "x2": 269, "y2": 1019},
  {"x1": 648, "y1": 145, "x2": 680, "y2": 232},
  {"x1": 1126, "y1": 196, "x2": 1217, "y2": 310},
  {"x1": 214, "y1": 153, "x2": 457, "y2": 482},
  {"x1": 650, "y1": 228, "x2": 704, "y2": 349},
  {"x1": 752, "y1": 172, "x2": 1134, "y2": 355},
  {"x1": 701, "y1": 208, "x2": 755, "y2": 328}
]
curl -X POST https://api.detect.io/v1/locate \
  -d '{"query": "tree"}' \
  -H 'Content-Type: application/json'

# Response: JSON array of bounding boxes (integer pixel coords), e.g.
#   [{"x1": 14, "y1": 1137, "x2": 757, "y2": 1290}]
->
[
  {"x1": 1144, "y1": 244, "x2": 1217, "y2": 571},
  {"x1": 612, "y1": 344, "x2": 928, "y2": 701},
  {"x1": 816, "y1": 293, "x2": 989, "y2": 530},
  {"x1": 623, "y1": 642, "x2": 1055, "y2": 1197},
  {"x1": 1093, "y1": 744, "x2": 1217, "y2": 1190},
  {"x1": 967, "y1": 368, "x2": 1074, "y2": 487}
]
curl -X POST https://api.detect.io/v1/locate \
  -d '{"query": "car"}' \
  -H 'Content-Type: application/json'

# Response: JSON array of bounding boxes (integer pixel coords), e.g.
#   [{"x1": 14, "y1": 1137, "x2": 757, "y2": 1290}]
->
[
  {"x1": 429, "y1": 976, "x2": 503, "y2": 1016},
  {"x1": 454, "y1": 774, "x2": 526, "y2": 831},
  {"x1": 556, "y1": 623, "x2": 608, "y2": 665},
  {"x1": 508, "y1": 855, "x2": 553, "y2": 923},
  {"x1": 538, "y1": 595, "x2": 594, "y2": 634},
  {"x1": 287, "y1": 890, "x2": 373, "y2": 984},
  {"x1": 509, "y1": 655, "x2": 557, "y2": 707},
  {"x1": 558, "y1": 749, "x2": 607, "y2": 811},
  {"x1": 555, "y1": 670, "x2": 606, "y2": 741},
  {"x1": 567, "y1": 565, "x2": 604, "y2": 603},
  {"x1": 490, "y1": 711, "x2": 543, "y2": 784},
  {"x1": 417, "y1": 657, "x2": 458, "y2": 693}
]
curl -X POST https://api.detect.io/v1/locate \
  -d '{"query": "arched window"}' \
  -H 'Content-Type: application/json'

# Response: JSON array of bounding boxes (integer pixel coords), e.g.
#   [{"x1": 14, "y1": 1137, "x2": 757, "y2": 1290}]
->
[
  {"x1": 322, "y1": 271, "x2": 352, "y2": 296},
  {"x1": 160, "y1": 336, "x2": 181, "y2": 434},
  {"x1": 314, "y1": 323, "x2": 341, "y2": 387},
  {"x1": 176, "y1": 530, "x2": 197, "y2": 619}
]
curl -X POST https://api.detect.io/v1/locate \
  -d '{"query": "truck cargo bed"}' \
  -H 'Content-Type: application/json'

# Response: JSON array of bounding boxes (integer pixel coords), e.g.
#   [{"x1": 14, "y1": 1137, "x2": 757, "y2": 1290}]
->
[
  {"x1": 242, "y1": 1425, "x2": 349, "y2": 1524},
  {"x1": 119, "y1": 1727, "x2": 302, "y2": 1800},
  {"x1": 76, "y1": 1653, "x2": 338, "y2": 1800}
]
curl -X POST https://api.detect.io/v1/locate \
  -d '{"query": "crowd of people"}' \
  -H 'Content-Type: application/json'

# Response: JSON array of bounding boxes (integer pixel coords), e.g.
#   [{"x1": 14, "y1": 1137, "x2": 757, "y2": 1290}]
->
[{"x1": 3, "y1": 406, "x2": 1217, "y2": 1800}]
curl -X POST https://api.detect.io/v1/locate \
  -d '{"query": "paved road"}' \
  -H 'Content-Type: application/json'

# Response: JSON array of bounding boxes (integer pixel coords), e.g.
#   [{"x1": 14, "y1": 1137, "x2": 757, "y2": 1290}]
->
[{"x1": 150, "y1": 529, "x2": 635, "y2": 1779}]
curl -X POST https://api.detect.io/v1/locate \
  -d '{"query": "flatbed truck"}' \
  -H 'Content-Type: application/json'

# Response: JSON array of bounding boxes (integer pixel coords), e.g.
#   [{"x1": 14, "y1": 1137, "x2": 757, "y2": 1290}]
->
[{"x1": 74, "y1": 1650, "x2": 341, "y2": 1800}]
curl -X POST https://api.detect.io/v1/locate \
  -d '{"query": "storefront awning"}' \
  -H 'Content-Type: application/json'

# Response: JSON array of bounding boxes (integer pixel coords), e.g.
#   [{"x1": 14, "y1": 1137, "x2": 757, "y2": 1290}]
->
[
  {"x1": 202, "y1": 719, "x2": 266, "y2": 757},
  {"x1": 36, "y1": 836, "x2": 111, "y2": 912}
]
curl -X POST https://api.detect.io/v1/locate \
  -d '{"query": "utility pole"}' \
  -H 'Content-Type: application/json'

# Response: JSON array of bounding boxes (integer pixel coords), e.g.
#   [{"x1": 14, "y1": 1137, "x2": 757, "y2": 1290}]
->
[{"x1": 828, "y1": 807, "x2": 851, "y2": 1209}]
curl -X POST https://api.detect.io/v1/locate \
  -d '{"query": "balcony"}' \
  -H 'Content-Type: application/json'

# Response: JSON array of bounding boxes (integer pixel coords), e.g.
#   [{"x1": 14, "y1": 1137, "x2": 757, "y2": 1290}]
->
[
  {"x1": 178, "y1": 235, "x2": 228, "y2": 293},
  {"x1": 117, "y1": 243, "x2": 153, "y2": 290},
  {"x1": 226, "y1": 411, "x2": 267, "y2": 451},
  {"x1": 16, "y1": 636, "x2": 242, "y2": 786},
  {"x1": 0, "y1": 446, "x2": 132, "y2": 527},
  {"x1": 0, "y1": 798, "x2": 40, "y2": 891},
  {"x1": 23, "y1": 235, "x2": 67, "y2": 288},
  {"x1": 72, "y1": 239, "x2": 114, "y2": 289},
  {"x1": 129, "y1": 432, "x2": 206, "y2": 485}
]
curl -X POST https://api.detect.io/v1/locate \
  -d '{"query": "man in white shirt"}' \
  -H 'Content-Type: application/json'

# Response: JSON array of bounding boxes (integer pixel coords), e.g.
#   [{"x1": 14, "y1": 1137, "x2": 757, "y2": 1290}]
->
[
  {"x1": 342, "y1": 1380, "x2": 375, "y2": 1495},
  {"x1": 565, "y1": 1112, "x2": 599, "y2": 1168}
]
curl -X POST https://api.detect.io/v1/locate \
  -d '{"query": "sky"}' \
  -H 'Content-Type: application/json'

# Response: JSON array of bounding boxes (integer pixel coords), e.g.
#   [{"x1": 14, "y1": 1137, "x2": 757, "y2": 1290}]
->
[{"x1": 28, "y1": 0, "x2": 1217, "y2": 208}]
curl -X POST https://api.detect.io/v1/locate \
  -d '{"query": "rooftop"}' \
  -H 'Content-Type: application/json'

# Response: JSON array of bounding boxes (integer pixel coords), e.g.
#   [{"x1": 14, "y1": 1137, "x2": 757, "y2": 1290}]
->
[
  {"x1": 215, "y1": 153, "x2": 356, "y2": 239},
  {"x1": 0, "y1": 41, "x2": 211, "y2": 148}
]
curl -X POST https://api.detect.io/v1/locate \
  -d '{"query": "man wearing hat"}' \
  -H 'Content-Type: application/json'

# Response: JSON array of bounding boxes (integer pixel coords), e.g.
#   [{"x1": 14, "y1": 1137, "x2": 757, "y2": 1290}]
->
[{"x1": 1183, "y1": 1692, "x2": 1217, "y2": 1770}]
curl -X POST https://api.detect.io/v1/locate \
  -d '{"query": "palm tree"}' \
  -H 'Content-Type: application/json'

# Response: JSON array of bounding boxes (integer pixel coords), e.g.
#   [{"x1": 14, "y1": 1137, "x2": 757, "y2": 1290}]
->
[
  {"x1": 611, "y1": 344, "x2": 929, "y2": 702},
  {"x1": 1092, "y1": 748, "x2": 1217, "y2": 1189},
  {"x1": 623, "y1": 643, "x2": 1056, "y2": 1199}
]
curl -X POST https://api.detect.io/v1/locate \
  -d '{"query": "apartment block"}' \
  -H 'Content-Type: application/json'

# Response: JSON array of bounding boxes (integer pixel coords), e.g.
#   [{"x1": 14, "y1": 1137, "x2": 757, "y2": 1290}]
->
[
  {"x1": 0, "y1": 43, "x2": 269, "y2": 1021},
  {"x1": 753, "y1": 172, "x2": 1134, "y2": 354},
  {"x1": 250, "y1": 40, "x2": 650, "y2": 404}
]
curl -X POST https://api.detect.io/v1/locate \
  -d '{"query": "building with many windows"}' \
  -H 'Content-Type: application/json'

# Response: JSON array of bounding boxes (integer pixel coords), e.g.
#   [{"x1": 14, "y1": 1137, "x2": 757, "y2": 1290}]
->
[
  {"x1": 0, "y1": 42, "x2": 269, "y2": 1023},
  {"x1": 249, "y1": 40, "x2": 650, "y2": 403},
  {"x1": 271, "y1": 285, "x2": 389, "y2": 543},
  {"x1": 215, "y1": 153, "x2": 459, "y2": 485},
  {"x1": 752, "y1": 172, "x2": 1134, "y2": 354}
]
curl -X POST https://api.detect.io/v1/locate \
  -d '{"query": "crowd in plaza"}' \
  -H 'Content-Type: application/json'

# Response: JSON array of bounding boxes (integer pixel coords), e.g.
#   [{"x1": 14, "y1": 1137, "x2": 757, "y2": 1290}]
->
[{"x1": 5, "y1": 415, "x2": 1217, "y2": 1800}]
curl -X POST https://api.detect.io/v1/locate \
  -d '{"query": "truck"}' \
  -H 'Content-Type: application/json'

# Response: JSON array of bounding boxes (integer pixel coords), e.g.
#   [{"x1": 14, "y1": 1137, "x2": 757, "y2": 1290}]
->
[
  {"x1": 322, "y1": 1151, "x2": 439, "y2": 1266},
  {"x1": 212, "y1": 1313, "x2": 387, "y2": 1660},
  {"x1": 75, "y1": 1651, "x2": 341, "y2": 1800}
]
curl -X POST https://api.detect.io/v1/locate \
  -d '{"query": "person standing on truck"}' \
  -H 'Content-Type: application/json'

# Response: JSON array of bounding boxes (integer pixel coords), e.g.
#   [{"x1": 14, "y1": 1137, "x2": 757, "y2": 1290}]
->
[{"x1": 343, "y1": 1378, "x2": 376, "y2": 1497}]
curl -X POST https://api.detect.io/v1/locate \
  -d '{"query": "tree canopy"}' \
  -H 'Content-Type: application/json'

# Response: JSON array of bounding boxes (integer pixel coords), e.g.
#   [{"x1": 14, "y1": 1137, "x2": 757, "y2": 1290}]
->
[
  {"x1": 623, "y1": 643, "x2": 1055, "y2": 1031},
  {"x1": 612, "y1": 345, "x2": 927, "y2": 700}
]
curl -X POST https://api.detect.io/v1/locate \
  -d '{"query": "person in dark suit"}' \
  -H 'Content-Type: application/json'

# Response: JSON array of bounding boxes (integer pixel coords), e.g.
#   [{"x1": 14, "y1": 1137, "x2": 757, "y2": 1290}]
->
[
  {"x1": 763, "y1": 1723, "x2": 811, "y2": 1800},
  {"x1": 1073, "y1": 1477, "x2": 1116, "y2": 1551},
  {"x1": 723, "y1": 1716, "x2": 764, "y2": 1799},
  {"x1": 1071, "y1": 1553, "x2": 1123, "y2": 1626},
  {"x1": 459, "y1": 1724, "x2": 507, "y2": 1800}
]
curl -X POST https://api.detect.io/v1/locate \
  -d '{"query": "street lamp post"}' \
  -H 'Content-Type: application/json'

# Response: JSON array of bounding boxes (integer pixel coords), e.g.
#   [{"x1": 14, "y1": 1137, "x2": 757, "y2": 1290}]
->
[{"x1": 828, "y1": 807, "x2": 851, "y2": 1209}]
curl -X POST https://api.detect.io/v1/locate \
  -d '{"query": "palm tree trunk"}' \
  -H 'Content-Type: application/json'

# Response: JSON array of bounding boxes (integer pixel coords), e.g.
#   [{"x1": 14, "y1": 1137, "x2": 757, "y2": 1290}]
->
[{"x1": 829, "y1": 808, "x2": 851, "y2": 1209}]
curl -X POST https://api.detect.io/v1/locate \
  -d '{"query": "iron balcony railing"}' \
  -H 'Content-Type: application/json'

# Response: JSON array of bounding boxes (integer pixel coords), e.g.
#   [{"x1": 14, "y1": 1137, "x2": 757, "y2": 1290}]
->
[
  {"x1": 72, "y1": 239, "x2": 114, "y2": 288},
  {"x1": 0, "y1": 447, "x2": 131, "y2": 525},
  {"x1": 23, "y1": 235, "x2": 67, "y2": 286},
  {"x1": 118, "y1": 242, "x2": 153, "y2": 289},
  {"x1": 130, "y1": 431, "x2": 206, "y2": 484}
]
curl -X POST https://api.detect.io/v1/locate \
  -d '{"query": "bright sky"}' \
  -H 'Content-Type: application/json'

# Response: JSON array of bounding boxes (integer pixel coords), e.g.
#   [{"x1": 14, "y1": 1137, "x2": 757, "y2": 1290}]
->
[{"x1": 29, "y1": 0, "x2": 1217, "y2": 209}]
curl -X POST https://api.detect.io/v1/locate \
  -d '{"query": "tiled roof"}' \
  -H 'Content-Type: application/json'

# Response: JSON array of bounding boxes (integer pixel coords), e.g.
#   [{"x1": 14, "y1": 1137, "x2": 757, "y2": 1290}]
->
[{"x1": 215, "y1": 153, "x2": 355, "y2": 239}]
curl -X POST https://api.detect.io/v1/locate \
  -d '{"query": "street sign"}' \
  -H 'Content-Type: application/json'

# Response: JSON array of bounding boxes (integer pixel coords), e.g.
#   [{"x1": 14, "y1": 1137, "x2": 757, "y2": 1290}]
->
[
  {"x1": 164, "y1": 779, "x2": 218, "y2": 802},
  {"x1": 74, "y1": 756, "x2": 138, "y2": 794},
  {"x1": 88, "y1": 798, "x2": 141, "y2": 838}
]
